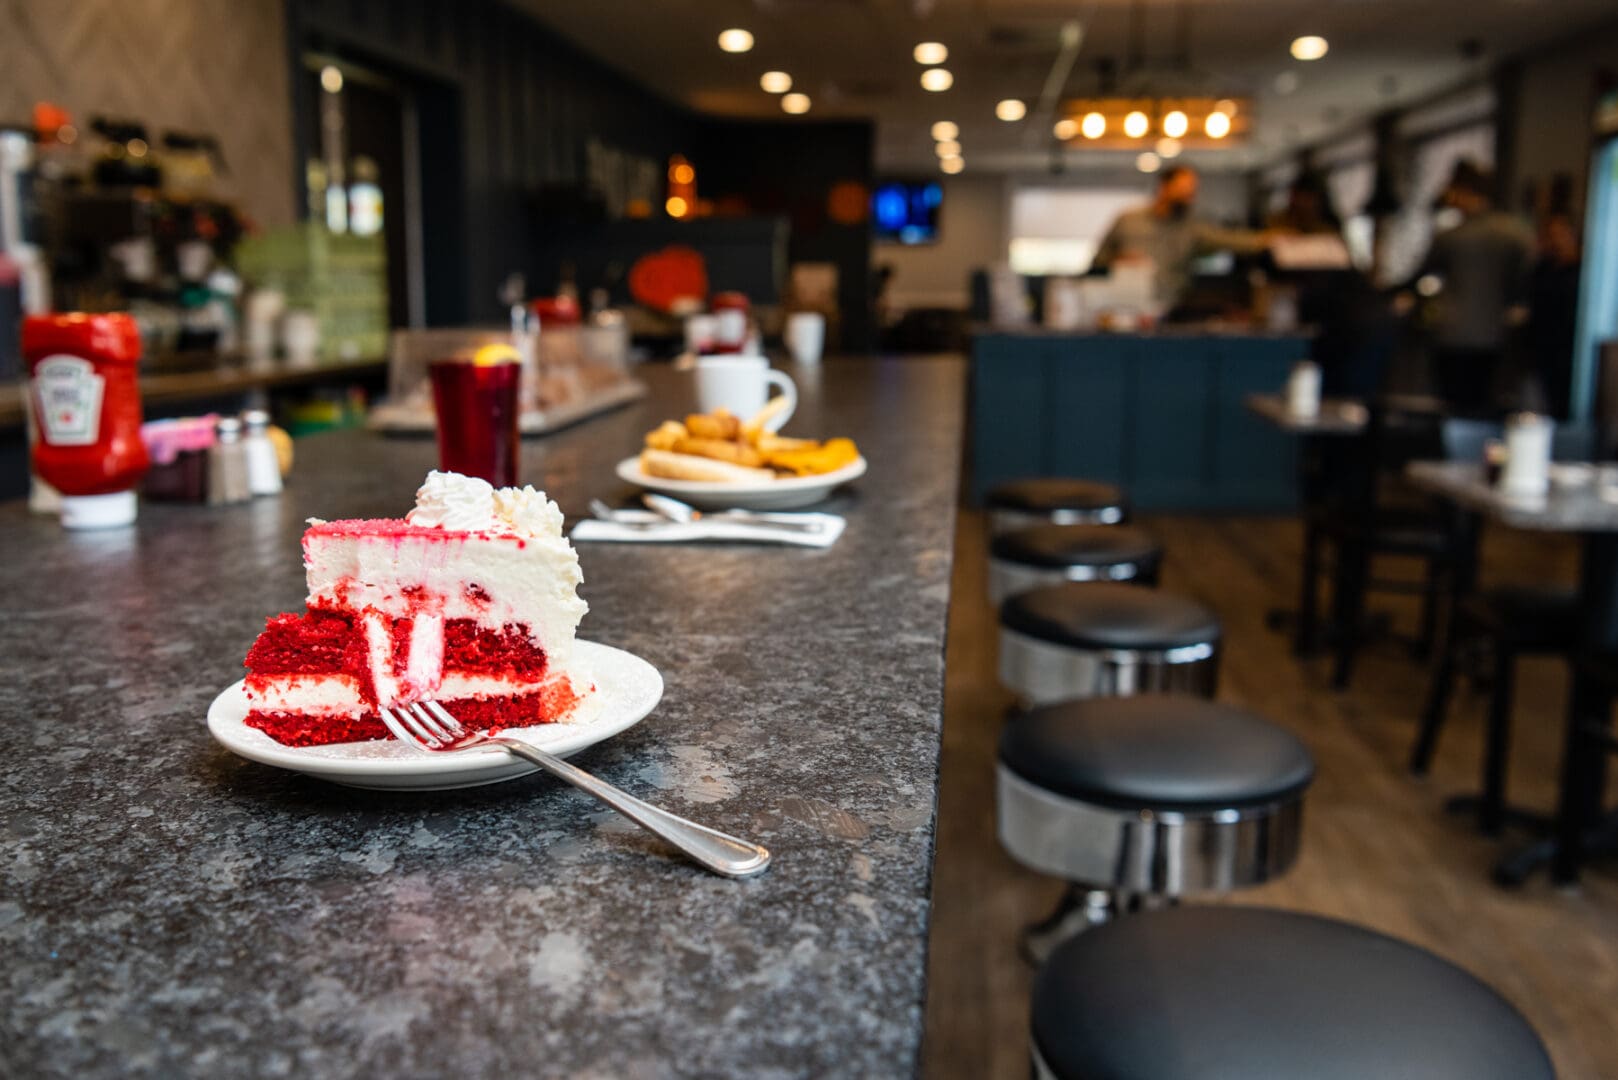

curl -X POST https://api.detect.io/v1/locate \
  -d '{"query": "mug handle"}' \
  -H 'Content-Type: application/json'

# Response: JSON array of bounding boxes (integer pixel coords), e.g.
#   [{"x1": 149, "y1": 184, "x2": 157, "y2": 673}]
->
[{"x1": 763, "y1": 370, "x2": 797, "y2": 432}]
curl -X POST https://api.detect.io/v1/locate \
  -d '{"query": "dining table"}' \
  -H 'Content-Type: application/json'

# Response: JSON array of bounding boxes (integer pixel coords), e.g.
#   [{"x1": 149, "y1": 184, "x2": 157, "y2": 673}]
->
[
  {"x1": 0, "y1": 356, "x2": 966, "y2": 1077},
  {"x1": 1406, "y1": 460, "x2": 1618, "y2": 885}
]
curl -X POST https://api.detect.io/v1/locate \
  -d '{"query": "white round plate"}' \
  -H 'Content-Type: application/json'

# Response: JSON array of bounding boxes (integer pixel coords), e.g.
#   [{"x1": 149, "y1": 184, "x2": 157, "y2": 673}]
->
[
  {"x1": 206, "y1": 640, "x2": 663, "y2": 791},
  {"x1": 615, "y1": 454, "x2": 867, "y2": 510}
]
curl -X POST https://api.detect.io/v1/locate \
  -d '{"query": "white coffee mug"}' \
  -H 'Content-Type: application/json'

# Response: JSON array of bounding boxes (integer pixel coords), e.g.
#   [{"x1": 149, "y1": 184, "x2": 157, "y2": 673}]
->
[
  {"x1": 785, "y1": 311, "x2": 826, "y2": 365},
  {"x1": 695, "y1": 355, "x2": 797, "y2": 431}
]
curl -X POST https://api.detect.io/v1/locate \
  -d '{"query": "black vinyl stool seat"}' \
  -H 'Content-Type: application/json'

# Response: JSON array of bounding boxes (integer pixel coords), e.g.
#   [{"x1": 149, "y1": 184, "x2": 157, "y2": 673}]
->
[
  {"x1": 999, "y1": 582, "x2": 1221, "y2": 704},
  {"x1": 1030, "y1": 907, "x2": 1554, "y2": 1080},
  {"x1": 988, "y1": 523, "x2": 1163, "y2": 602},
  {"x1": 986, "y1": 478, "x2": 1127, "y2": 534},
  {"x1": 998, "y1": 696, "x2": 1312, "y2": 897}
]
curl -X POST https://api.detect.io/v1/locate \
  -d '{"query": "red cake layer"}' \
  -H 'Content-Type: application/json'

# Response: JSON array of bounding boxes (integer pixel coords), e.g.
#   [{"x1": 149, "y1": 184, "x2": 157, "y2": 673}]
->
[
  {"x1": 245, "y1": 683, "x2": 582, "y2": 747},
  {"x1": 244, "y1": 610, "x2": 549, "y2": 688}
]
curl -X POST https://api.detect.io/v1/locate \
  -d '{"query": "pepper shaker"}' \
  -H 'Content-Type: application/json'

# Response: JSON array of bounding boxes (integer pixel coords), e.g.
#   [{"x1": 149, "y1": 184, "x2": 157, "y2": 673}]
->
[{"x1": 208, "y1": 417, "x2": 252, "y2": 505}]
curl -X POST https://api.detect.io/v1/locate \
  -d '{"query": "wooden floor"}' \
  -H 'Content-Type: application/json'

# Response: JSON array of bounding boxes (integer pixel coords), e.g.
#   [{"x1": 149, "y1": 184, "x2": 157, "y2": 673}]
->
[{"x1": 921, "y1": 510, "x2": 1618, "y2": 1080}]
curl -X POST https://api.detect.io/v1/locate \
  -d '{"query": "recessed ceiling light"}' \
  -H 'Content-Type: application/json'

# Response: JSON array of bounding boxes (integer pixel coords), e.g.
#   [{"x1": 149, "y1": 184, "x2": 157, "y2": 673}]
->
[
  {"x1": 995, "y1": 99, "x2": 1027, "y2": 122},
  {"x1": 914, "y1": 42, "x2": 948, "y2": 65},
  {"x1": 941, "y1": 156, "x2": 965, "y2": 174},
  {"x1": 931, "y1": 121, "x2": 959, "y2": 141},
  {"x1": 1162, "y1": 110, "x2": 1188, "y2": 138},
  {"x1": 1123, "y1": 111, "x2": 1149, "y2": 138},
  {"x1": 760, "y1": 71, "x2": 792, "y2": 94},
  {"x1": 935, "y1": 139, "x2": 962, "y2": 157},
  {"x1": 1155, "y1": 137, "x2": 1182, "y2": 159},
  {"x1": 1081, "y1": 111, "x2": 1106, "y2": 139},
  {"x1": 781, "y1": 92, "x2": 811, "y2": 114},
  {"x1": 718, "y1": 28, "x2": 754, "y2": 53},
  {"x1": 1274, "y1": 70, "x2": 1300, "y2": 95},
  {"x1": 1205, "y1": 111, "x2": 1232, "y2": 138},
  {"x1": 920, "y1": 68, "x2": 954, "y2": 92},
  {"x1": 1290, "y1": 35, "x2": 1328, "y2": 61},
  {"x1": 1053, "y1": 118, "x2": 1079, "y2": 140},
  {"x1": 1137, "y1": 151, "x2": 1161, "y2": 173}
]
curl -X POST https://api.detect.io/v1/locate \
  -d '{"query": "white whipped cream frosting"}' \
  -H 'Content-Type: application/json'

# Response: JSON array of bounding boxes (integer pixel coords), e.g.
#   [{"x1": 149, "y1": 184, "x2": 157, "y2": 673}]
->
[{"x1": 406, "y1": 470, "x2": 565, "y2": 538}]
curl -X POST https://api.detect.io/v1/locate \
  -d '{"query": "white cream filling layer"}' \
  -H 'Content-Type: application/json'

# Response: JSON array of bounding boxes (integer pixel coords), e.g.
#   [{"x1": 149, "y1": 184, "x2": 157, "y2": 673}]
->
[{"x1": 246, "y1": 671, "x2": 575, "y2": 718}]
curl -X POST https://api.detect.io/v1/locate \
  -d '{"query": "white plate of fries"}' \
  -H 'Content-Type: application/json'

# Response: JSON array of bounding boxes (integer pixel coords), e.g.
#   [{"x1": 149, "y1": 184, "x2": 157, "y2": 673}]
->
[
  {"x1": 616, "y1": 454, "x2": 867, "y2": 510},
  {"x1": 621, "y1": 405, "x2": 867, "y2": 509}
]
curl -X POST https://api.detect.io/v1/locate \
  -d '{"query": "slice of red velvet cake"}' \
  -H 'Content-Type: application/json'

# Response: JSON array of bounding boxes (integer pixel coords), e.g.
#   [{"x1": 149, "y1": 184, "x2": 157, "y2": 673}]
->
[{"x1": 243, "y1": 471, "x2": 591, "y2": 746}]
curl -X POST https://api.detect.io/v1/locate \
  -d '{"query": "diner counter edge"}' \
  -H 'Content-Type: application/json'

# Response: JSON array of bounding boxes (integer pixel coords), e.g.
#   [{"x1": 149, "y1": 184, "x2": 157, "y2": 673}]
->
[
  {"x1": 970, "y1": 326, "x2": 1312, "y2": 511},
  {"x1": 0, "y1": 356, "x2": 964, "y2": 1079}
]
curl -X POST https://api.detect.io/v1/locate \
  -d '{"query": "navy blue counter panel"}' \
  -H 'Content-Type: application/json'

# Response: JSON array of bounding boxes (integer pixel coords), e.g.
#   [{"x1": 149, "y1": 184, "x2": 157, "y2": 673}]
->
[{"x1": 971, "y1": 332, "x2": 1307, "y2": 512}]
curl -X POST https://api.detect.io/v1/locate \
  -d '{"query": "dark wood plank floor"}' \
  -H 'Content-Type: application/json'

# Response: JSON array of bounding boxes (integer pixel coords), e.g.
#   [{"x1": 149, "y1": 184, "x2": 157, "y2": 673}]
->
[{"x1": 922, "y1": 510, "x2": 1618, "y2": 1080}]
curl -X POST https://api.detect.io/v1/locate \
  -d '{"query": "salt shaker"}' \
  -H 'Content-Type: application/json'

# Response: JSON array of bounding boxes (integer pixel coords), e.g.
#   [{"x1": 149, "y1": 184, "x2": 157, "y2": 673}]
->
[
  {"x1": 1285, "y1": 361, "x2": 1322, "y2": 419},
  {"x1": 241, "y1": 409, "x2": 283, "y2": 496},
  {"x1": 207, "y1": 417, "x2": 253, "y2": 505},
  {"x1": 1500, "y1": 412, "x2": 1552, "y2": 496}
]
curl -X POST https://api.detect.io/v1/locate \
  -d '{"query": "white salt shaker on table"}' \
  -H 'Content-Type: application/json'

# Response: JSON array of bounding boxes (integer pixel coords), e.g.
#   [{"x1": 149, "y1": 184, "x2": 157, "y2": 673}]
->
[
  {"x1": 1285, "y1": 361, "x2": 1321, "y2": 419},
  {"x1": 1500, "y1": 412, "x2": 1553, "y2": 496}
]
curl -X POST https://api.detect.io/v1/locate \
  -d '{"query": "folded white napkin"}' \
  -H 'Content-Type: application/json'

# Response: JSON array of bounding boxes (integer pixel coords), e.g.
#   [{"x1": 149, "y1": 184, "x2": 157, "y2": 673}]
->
[{"x1": 571, "y1": 512, "x2": 845, "y2": 549}]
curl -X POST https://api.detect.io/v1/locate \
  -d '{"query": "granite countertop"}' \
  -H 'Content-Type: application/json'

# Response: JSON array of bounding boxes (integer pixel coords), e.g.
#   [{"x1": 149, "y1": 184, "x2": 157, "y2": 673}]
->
[
  {"x1": 1408, "y1": 460, "x2": 1618, "y2": 533},
  {"x1": 0, "y1": 357, "x2": 965, "y2": 1079}
]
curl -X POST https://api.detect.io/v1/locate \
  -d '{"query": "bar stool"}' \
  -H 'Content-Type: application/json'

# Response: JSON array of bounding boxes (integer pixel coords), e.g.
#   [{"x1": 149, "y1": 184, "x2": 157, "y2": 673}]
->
[
  {"x1": 999, "y1": 582, "x2": 1220, "y2": 705},
  {"x1": 988, "y1": 524, "x2": 1163, "y2": 604},
  {"x1": 986, "y1": 478, "x2": 1127, "y2": 535},
  {"x1": 1030, "y1": 907, "x2": 1554, "y2": 1080},
  {"x1": 998, "y1": 695, "x2": 1311, "y2": 958}
]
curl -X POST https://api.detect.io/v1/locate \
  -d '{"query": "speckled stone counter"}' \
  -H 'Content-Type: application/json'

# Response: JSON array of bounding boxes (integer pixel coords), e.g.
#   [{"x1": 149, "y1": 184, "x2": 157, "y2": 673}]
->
[{"x1": 0, "y1": 357, "x2": 964, "y2": 1079}]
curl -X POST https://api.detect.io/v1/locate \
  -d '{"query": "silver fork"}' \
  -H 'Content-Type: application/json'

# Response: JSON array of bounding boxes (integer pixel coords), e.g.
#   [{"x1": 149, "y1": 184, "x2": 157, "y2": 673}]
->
[{"x1": 378, "y1": 700, "x2": 771, "y2": 878}]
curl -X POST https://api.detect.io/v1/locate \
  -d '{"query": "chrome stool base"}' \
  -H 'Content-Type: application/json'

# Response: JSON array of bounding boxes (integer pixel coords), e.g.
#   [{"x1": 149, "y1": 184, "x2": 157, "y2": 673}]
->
[{"x1": 998, "y1": 628, "x2": 1219, "y2": 706}]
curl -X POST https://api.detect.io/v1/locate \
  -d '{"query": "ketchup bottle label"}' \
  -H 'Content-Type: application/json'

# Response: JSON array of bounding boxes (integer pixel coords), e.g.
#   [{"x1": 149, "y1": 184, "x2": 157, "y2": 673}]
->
[{"x1": 32, "y1": 354, "x2": 106, "y2": 447}]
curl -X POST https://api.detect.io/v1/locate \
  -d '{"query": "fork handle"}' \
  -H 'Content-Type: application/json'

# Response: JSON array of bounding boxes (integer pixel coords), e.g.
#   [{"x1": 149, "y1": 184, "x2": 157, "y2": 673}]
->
[{"x1": 493, "y1": 737, "x2": 772, "y2": 878}]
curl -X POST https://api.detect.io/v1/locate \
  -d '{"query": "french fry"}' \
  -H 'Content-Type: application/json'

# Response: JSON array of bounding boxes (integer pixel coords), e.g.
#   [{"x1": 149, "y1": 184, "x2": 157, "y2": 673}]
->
[
  {"x1": 672, "y1": 436, "x2": 767, "y2": 469},
  {"x1": 644, "y1": 420, "x2": 688, "y2": 451},
  {"x1": 742, "y1": 396, "x2": 792, "y2": 444},
  {"x1": 685, "y1": 410, "x2": 741, "y2": 441}
]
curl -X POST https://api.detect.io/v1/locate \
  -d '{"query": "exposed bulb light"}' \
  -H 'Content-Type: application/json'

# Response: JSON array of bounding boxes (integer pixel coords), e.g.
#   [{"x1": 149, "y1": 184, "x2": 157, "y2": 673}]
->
[
  {"x1": 913, "y1": 42, "x2": 948, "y2": 65},
  {"x1": 1053, "y1": 118, "x2": 1079, "y2": 140},
  {"x1": 1155, "y1": 137, "x2": 1182, "y2": 159},
  {"x1": 920, "y1": 68, "x2": 954, "y2": 92},
  {"x1": 1162, "y1": 110, "x2": 1188, "y2": 138},
  {"x1": 935, "y1": 139, "x2": 962, "y2": 157},
  {"x1": 666, "y1": 196, "x2": 689, "y2": 217},
  {"x1": 320, "y1": 65, "x2": 344, "y2": 94},
  {"x1": 995, "y1": 98, "x2": 1027, "y2": 122},
  {"x1": 1081, "y1": 111, "x2": 1106, "y2": 139},
  {"x1": 781, "y1": 92, "x2": 811, "y2": 114},
  {"x1": 760, "y1": 71, "x2": 792, "y2": 94},
  {"x1": 718, "y1": 28, "x2": 754, "y2": 53},
  {"x1": 1137, "y1": 151, "x2": 1161, "y2": 173},
  {"x1": 1290, "y1": 35, "x2": 1328, "y2": 61},
  {"x1": 941, "y1": 156, "x2": 965, "y2": 174},
  {"x1": 1205, "y1": 111, "x2": 1232, "y2": 139},
  {"x1": 931, "y1": 120, "x2": 959, "y2": 141},
  {"x1": 1123, "y1": 111, "x2": 1149, "y2": 138}
]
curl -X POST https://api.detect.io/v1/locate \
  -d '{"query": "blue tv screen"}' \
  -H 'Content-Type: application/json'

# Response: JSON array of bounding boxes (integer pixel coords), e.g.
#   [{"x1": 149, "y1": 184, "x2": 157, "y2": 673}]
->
[{"x1": 872, "y1": 180, "x2": 943, "y2": 244}]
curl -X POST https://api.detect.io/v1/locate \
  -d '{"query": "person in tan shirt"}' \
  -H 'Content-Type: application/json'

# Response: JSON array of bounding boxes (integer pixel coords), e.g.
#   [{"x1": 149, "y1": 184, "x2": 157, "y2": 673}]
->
[{"x1": 1093, "y1": 165, "x2": 1270, "y2": 308}]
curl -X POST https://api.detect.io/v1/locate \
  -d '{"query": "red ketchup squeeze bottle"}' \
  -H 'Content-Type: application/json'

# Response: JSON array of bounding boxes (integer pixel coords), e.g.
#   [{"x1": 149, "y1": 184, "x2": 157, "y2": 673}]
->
[{"x1": 24, "y1": 313, "x2": 150, "y2": 529}]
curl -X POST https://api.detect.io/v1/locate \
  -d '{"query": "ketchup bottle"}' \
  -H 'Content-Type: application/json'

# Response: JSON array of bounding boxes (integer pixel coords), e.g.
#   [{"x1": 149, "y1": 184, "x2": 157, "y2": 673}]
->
[{"x1": 23, "y1": 313, "x2": 150, "y2": 528}]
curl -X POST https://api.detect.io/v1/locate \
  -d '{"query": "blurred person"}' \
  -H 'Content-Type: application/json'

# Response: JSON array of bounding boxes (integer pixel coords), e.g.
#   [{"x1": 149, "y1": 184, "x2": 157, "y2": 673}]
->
[
  {"x1": 1419, "y1": 160, "x2": 1535, "y2": 415},
  {"x1": 1525, "y1": 210, "x2": 1582, "y2": 418},
  {"x1": 1093, "y1": 164, "x2": 1270, "y2": 309},
  {"x1": 1269, "y1": 171, "x2": 1343, "y2": 236}
]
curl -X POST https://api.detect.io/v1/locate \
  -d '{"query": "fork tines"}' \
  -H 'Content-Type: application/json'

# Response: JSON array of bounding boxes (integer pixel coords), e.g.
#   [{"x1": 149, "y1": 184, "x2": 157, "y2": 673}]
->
[{"x1": 378, "y1": 699, "x2": 470, "y2": 749}]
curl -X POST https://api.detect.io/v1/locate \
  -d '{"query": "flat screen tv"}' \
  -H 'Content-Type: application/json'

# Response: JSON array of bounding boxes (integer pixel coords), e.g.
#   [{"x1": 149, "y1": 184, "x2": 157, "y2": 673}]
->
[{"x1": 872, "y1": 179, "x2": 942, "y2": 244}]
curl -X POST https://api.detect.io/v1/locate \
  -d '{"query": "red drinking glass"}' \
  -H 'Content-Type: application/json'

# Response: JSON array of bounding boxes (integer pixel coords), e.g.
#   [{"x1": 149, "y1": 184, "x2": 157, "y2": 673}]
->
[{"x1": 429, "y1": 353, "x2": 521, "y2": 486}]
